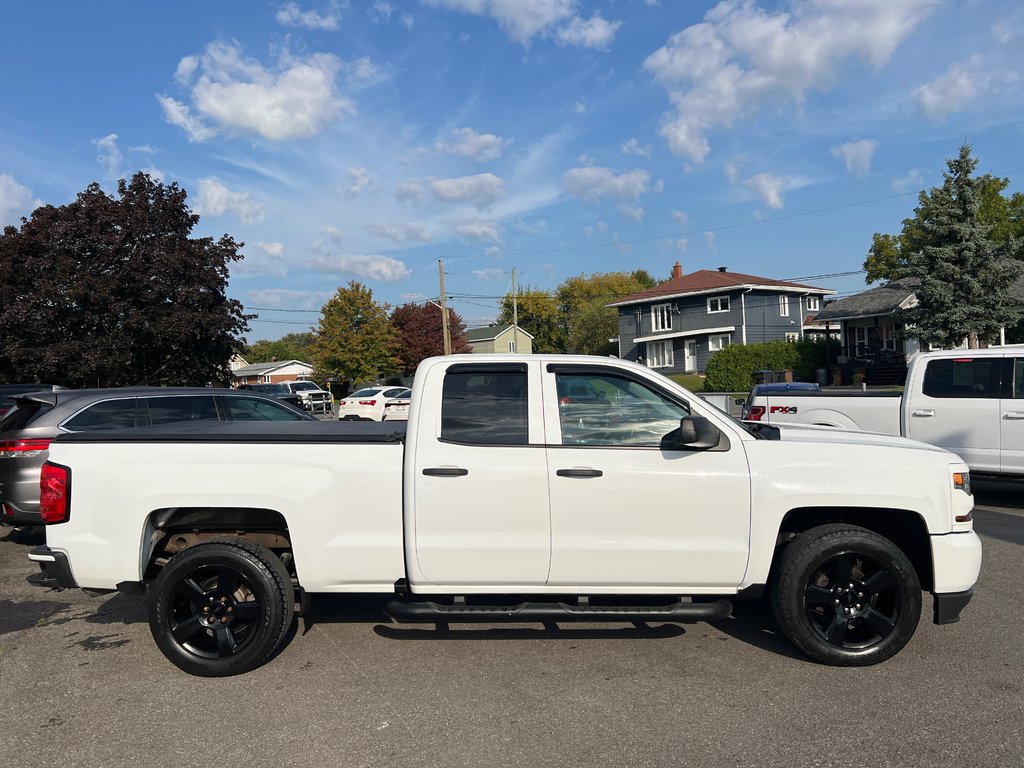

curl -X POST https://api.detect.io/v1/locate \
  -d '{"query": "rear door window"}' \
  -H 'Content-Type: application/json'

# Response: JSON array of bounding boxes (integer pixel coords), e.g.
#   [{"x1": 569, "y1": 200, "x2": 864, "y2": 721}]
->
[
  {"x1": 63, "y1": 399, "x2": 139, "y2": 431},
  {"x1": 441, "y1": 367, "x2": 528, "y2": 445},
  {"x1": 922, "y1": 358, "x2": 1002, "y2": 399},
  {"x1": 223, "y1": 396, "x2": 305, "y2": 421},
  {"x1": 144, "y1": 396, "x2": 219, "y2": 425}
]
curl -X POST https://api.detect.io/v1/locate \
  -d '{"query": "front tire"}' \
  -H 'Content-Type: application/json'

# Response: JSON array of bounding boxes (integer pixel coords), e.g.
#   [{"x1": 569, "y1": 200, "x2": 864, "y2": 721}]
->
[
  {"x1": 148, "y1": 539, "x2": 294, "y2": 677},
  {"x1": 771, "y1": 524, "x2": 921, "y2": 666}
]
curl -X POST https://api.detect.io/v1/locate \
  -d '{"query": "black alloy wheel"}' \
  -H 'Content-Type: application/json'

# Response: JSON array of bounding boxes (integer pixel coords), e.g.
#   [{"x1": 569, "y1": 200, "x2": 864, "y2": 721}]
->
[
  {"x1": 772, "y1": 524, "x2": 921, "y2": 666},
  {"x1": 148, "y1": 539, "x2": 294, "y2": 677}
]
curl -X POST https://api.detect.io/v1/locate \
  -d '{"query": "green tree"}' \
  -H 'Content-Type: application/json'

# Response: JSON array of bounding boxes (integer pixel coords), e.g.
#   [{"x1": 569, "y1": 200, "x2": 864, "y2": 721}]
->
[
  {"x1": 242, "y1": 332, "x2": 314, "y2": 364},
  {"x1": 391, "y1": 302, "x2": 471, "y2": 375},
  {"x1": 898, "y1": 145, "x2": 1023, "y2": 348},
  {"x1": 864, "y1": 168, "x2": 1024, "y2": 283},
  {"x1": 0, "y1": 173, "x2": 249, "y2": 386},
  {"x1": 557, "y1": 270, "x2": 657, "y2": 355},
  {"x1": 496, "y1": 289, "x2": 565, "y2": 353},
  {"x1": 311, "y1": 281, "x2": 398, "y2": 385}
]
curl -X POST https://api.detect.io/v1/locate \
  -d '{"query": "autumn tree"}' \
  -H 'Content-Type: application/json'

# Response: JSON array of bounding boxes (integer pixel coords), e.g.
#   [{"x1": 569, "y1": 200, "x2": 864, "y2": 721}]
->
[
  {"x1": 242, "y1": 332, "x2": 314, "y2": 364},
  {"x1": 557, "y1": 270, "x2": 657, "y2": 355},
  {"x1": 390, "y1": 303, "x2": 471, "y2": 375},
  {"x1": 0, "y1": 173, "x2": 249, "y2": 386},
  {"x1": 497, "y1": 289, "x2": 564, "y2": 353},
  {"x1": 311, "y1": 281, "x2": 398, "y2": 385},
  {"x1": 897, "y1": 145, "x2": 1023, "y2": 348}
]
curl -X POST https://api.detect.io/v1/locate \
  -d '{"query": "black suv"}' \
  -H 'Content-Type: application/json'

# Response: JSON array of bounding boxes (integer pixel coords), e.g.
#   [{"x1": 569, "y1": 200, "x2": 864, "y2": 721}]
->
[{"x1": 0, "y1": 387, "x2": 312, "y2": 526}]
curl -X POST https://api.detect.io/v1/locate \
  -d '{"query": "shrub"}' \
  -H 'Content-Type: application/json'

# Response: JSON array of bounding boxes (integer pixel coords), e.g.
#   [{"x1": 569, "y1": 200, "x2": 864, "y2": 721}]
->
[{"x1": 702, "y1": 339, "x2": 828, "y2": 392}]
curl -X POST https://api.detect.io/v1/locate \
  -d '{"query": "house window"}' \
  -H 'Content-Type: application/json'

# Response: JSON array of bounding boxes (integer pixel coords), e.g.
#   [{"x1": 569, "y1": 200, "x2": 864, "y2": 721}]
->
[
  {"x1": 707, "y1": 295, "x2": 730, "y2": 313},
  {"x1": 779, "y1": 295, "x2": 789, "y2": 316},
  {"x1": 652, "y1": 303, "x2": 672, "y2": 332},
  {"x1": 508, "y1": 341, "x2": 516, "y2": 352},
  {"x1": 647, "y1": 340, "x2": 674, "y2": 368},
  {"x1": 806, "y1": 297, "x2": 820, "y2": 312},
  {"x1": 855, "y1": 326, "x2": 868, "y2": 355},
  {"x1": 785, "y1": 332, "x2": 800, "y2": 342},
  {"x1": 708, "y1": 333, "x2": 731, "y2": 352},
  {"x1": 262, "y1": 375, "x2": 272, "y2": 383}
]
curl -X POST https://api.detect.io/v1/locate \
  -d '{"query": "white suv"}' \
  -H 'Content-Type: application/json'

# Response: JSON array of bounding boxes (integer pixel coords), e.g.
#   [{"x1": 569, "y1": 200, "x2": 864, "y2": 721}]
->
[{"x1": 279, "y1": 381, "x2": 333, "y2": 415}]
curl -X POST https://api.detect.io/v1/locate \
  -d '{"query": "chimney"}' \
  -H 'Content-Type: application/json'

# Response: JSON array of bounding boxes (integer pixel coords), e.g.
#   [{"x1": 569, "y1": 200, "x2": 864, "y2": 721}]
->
[
  {"x1": 672, "y1": 261, "x2": 683, "y2": 280},
  {"x1": 718, "y1": 266, "x2": 727, "y2": 272}
]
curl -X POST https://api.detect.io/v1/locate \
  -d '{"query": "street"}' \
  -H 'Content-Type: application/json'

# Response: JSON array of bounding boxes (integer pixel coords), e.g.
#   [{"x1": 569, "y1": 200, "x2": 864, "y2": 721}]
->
[{"x1": 1, "y1": 480, "x2": 1021, "y2": 768}]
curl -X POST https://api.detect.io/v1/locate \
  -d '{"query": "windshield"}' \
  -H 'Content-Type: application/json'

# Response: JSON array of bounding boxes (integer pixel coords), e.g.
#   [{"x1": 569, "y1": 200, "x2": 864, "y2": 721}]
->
[
  {"x1": 253, "y1": 384, "x2": 290, "y2": 394},
  {"x1": 291, "y1": 382, "x2": 321, "y2": 391}
]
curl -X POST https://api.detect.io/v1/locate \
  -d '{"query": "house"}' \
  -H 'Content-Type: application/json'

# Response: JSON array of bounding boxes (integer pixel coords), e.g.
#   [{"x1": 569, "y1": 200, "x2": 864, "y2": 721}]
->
[
  {"x1": 466, "y1": 324, "x2": 534, "y2": 354},
  {"x1": 232, "y1": 359, "x2": 315, "y2": 386},
  {"x1": 608, "y1": 262, "x2": 834, "y2": 375}
]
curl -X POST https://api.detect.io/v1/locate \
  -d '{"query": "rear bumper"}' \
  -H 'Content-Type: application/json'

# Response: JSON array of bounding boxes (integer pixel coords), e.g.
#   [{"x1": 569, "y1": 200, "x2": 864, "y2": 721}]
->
[
  {"x1": 1, "y1": 498, "x2": 42, "y2": 526},
  {"x1": 26, "y1": 546, "x2": 78, "y2": 589}
]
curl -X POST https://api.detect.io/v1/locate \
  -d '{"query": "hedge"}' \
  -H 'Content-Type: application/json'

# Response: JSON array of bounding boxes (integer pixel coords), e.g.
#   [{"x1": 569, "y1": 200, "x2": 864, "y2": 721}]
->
[{"x1": 702, "y1": 338, "x2": 828, "y2": 392}]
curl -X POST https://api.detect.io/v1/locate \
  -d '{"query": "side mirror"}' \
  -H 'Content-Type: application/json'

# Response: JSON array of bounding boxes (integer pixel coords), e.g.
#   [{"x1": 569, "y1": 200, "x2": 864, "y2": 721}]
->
[{"x1": 676, "y1": 415, "x2": 722, "y2": 449}]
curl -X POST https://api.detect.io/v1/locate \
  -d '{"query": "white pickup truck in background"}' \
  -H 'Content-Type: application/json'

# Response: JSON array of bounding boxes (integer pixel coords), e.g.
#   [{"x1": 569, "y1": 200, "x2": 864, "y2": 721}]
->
[
  {"x1": 28, "y1": 355, "x2": 981, "y2": 676},
  {"x1": 743, "y1": 347, "x2": 1024, "y2": 476}
]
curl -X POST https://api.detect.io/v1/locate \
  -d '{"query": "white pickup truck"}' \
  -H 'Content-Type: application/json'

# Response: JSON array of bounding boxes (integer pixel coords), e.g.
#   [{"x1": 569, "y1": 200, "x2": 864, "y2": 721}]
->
[
  {"x1": 28, "y1": 355, "x2": 981, "y2": 676},
  {"x1": 743, "y1": 347, "x2": 1024, "y2": 476}
]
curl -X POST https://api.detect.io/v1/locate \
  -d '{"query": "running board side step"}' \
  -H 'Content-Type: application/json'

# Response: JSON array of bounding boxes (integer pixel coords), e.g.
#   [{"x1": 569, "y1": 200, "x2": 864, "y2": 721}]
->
[{"x1": 382, "y1": 598, "x2": 732, "y2": 623}]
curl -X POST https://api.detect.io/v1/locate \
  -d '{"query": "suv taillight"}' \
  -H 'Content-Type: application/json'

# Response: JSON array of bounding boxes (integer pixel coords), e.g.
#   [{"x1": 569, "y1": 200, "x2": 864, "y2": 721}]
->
[
  {"x1": 746, "y1": 406, "x2": 766, "y2": 422},
  {"x1": 40, "y1": 461, "x2": 71, "y2": 524},
  {"x1": 0, "y1": 438, "x2": 52, "y2": 458}
]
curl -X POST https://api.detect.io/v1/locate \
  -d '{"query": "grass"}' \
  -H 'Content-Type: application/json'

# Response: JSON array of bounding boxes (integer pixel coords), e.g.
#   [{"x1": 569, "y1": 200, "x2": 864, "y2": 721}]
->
[{"x1": 668, "y1": 373, "x2": 706, "y2": 392}]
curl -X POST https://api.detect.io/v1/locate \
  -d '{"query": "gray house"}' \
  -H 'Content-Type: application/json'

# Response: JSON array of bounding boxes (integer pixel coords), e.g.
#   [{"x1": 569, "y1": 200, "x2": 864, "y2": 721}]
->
[{"x1": 608, "y1": 263, "x2": 834, "y2": 375}]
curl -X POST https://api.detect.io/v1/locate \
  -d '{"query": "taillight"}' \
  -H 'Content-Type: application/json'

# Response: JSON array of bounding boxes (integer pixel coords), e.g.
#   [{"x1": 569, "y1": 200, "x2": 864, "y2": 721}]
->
[
  {"x1": 747, "y1": 406, "x2": 766, "y2": 422},
  {"x1": 359, "y1": 400, "x2": 377, "y2": 406},
  {"x1": 0, "y1": 438, "x2": 52, "y2": 458},
  {"x1": 339, "y1": 400, "x2": 346, "y2": 406},
  {"x1": 559, "y1": 396, "x2": 572, "y2": 405},
  {"x1": 40, "y1": 462, "x2": 71, "y2": 524}
]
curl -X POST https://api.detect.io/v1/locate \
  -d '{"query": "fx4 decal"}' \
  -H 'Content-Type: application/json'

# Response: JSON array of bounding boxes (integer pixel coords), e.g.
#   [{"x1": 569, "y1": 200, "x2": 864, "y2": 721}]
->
[{"x1": 769, "y1": 405, "x2": 798, "y2": 414}]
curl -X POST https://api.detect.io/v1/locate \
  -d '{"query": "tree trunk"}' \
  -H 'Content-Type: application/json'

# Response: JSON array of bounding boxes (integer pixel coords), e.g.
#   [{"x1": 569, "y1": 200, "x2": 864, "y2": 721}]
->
[{"x1": 968, "y1": 331, "x2": 979, "y2": 349}]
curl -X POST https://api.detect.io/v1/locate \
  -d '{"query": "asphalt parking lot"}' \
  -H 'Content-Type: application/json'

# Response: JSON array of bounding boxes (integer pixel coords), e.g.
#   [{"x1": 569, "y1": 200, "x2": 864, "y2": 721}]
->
[{"x1": 1, "y1": 481, "x2": 1021, "y2": 768}]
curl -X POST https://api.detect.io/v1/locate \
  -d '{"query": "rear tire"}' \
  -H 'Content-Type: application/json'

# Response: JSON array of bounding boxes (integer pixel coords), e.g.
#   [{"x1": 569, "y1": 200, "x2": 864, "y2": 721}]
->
[
  {"x1": 771, "y1": 524, "x2": 921, "y2": 666},
  {"x1": 148, "y1": 538, "x2": 294, "y2": 677}
]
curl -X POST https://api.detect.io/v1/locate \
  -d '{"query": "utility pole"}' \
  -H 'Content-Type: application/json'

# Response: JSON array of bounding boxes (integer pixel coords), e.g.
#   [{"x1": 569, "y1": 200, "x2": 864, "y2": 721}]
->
[
  {"x1": 438, "y1": 258, "x2": 452, "y2": 355},
  {"x1": 511, "y1": 267, "x2": 519, "y2": 353}
]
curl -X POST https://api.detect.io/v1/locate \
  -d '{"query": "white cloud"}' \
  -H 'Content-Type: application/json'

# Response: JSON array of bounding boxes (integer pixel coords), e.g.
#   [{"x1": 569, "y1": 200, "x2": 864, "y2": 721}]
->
[
  {"x1": 675, "y1": 238, "x2": 688, "y2": 252},
  {"x1": 913, "y1": 54, "x2": 1019, "y2": 120},
  {"x1": 195, "y1": 177, "x2": 265, "y2": 224},
  {"x1": 309, "y1": 253, "x2": 411, "y2": 282},
  {"x1": 457, "y1": 220, "x2": 501, "y2": 241},
  {"x1": 438, "y1": 127, "x2": 510, "y2": 162},
  {"x1": 321, "y1": 226, "x2": 343, "y2": 244},
  {"x1": 621, "y1": 137, "x2": 651, "y2": 157},
  {"x1": 345, "y1": 167, "x2": 372, "y2": 197},
  {"x1": 422, "y1": 0, "x2": 621, "y2": 48},
  {"x1": 430, "y1": 173, "x2": 504, "y2": 208},
  {"x1": 159, "y1": 42, "x2": 351, "y2": 142},
  {"x1": 643, "y1": 0, "x2": 937, "y2": 162},
  {"x1": 366, "y1": 222, "x2": 431, "y2": 243},
  {"x1": 831, "y1": 139, "x2": 878, "y2": 177},
  {"x1": 93, "y1": 133, "x2": 123, "y2": 180},
  {"x1": 0, "y1": 174, "x2": 41, "y2": 227},
  {"x1": 275, "y1": 2, "x2": 342, "y2": 30},
  {"x1": 369, "y1": 1, "x2": 393, "y2": 22},
  {"x1": 704, "y1": 231, "x2": 717, "y2": 252},
  {"x1": 556, "y1": 14, "x2": 621, "y2": 50},
  {"x1": 723, "y1": 156, "x2": 745, "y2": 184},
  {"x1": 350, "y1": 56, "x2": 380, "y2": 82},
  {"x1": 473, "y1": 268, "x2": 505, "y2": 281},
  {"x1": 891, "y1": 168, "x2": 925, "y2": 194},
  {"x1": 395, "y1": 180, "x2": 426, "y2": 203},
  {"x1": 564, "y1": 166, "x2": 649, "y2": 203},
  {"x1": 618, "y1": 204, "x2": 644, "y2": 222},
  {"x1": 743, "y1": 172, "x2": 787, "y2": 209},
  {"x1": 401, "y1": 13, "x2": 415, "y2": 28},
  {"x1": 672, "y1": 210, "x2": 689, "y2": 228},
  {"x1": 140, "y1": 166, "x2": 165, "y2": 183},
  {"x1": 239, "y1": 241, "x2": 288, "y2": 276},
  {"x1": 248, "y1": 288, "x2": 331, "y2": 310},
  {"x1": 573, "y1": 99, "x2": 588, "y2": 115}
]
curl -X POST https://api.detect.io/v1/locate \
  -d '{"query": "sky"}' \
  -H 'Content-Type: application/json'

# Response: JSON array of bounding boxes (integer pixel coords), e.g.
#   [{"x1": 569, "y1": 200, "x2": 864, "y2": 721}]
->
[{"x1": 2, "y1": 0, "x2": 1023, "y2": 341}]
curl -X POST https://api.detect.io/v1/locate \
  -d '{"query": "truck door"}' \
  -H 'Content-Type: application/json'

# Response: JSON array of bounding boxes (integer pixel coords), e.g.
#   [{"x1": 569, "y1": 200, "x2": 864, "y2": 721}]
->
[
  {"x1": 408, "y1": 361, "x2": 551, "y2": 587},
  {"x1": 542, "y1": 364, "x2": 751, "y2": 589},
  {"x1": 1000, "y1": 357, "x2": 1024, "y2": 474},
  {"x1": 908, "y1": 356, "x2": 1001, "y2": 473}
]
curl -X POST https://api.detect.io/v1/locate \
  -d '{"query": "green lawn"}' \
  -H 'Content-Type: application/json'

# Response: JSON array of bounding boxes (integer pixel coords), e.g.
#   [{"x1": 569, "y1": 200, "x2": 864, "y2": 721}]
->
[{"x1": 668, "y1": 373, "x2": 706, "y2": 392}]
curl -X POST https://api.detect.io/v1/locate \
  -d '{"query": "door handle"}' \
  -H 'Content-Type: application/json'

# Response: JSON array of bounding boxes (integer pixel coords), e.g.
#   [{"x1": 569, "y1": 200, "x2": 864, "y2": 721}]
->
[
  {"x1": 556, "y1": 468, "x2": 603, "y2": 478},
  {"x1": 422, "y1": 467, "x2": 469, "y2": 477},
  {"x1": 1005, "y1": 412, "x2": 1024, "y2": 420},
  {"x1": 911, "y1": 409, "x2": 935, "y2": 418}
]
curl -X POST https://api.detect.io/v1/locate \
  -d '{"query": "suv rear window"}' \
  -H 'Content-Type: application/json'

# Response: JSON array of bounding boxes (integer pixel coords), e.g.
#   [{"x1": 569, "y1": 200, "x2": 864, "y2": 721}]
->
[{"x1": 0, "y1": 401, "x2": 51, "y2": 433}]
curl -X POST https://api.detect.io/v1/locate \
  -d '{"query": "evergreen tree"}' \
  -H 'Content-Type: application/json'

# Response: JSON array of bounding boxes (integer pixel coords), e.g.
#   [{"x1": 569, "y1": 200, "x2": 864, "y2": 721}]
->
[
  {"x1": 899, "y1": 145, "x2": 1023, "y2": 349},
  {"x1": 311, "y1": 281, "x2": 398, "y2": 385}
]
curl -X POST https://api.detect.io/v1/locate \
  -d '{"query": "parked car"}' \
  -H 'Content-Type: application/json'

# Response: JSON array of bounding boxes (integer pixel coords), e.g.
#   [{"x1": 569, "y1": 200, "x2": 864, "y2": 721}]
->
[
  {"x1": 235, "y1": 383, "x2": 303, "y2": 411},
  {"x1": 0, "y1": 384, "x2": 62, "y2": 418},
  {"x1": 338, "y1": 387, "x2": 410, "y2": 421},
  {"x1": 278, "y1": 380, "x2": 333, "y2": 415},
  {"x1": 382, "y1": 389, "x2": 411, "y2": 421},
  {"x1": 0, "y1": 387, "x2": 312, "y2": 527}
]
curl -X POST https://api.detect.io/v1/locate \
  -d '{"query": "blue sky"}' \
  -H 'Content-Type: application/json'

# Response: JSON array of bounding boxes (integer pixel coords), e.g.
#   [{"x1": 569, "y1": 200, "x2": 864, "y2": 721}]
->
[{"x1": 2, "y1": 0, "x2": 1023, "y2": 340}]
